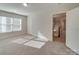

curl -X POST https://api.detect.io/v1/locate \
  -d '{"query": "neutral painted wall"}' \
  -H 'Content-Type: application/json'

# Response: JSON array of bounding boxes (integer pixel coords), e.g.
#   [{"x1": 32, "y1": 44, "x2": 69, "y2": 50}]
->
[
  {"x1": 27, "y1": 12, "x2": 53, "y2": 41},
  {"x1": 66, "y1": 7, "x2": 79, "y2": 54},
  {"x1": 0, "y1": 10, "x2": 27, "y2": 40},
  {"x1": 27, "y1": 4, "x2": 79, "y2": 41}
]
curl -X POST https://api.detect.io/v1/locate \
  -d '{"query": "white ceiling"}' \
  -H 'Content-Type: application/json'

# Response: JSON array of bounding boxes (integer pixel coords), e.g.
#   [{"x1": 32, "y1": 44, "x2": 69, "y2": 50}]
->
[{"x1": 0, "y1": 3, "x2": 79, "y2": 16}]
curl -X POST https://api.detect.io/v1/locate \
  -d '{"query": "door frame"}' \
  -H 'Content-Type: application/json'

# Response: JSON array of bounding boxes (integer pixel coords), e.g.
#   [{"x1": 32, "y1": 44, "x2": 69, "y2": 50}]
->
[{"x1": 52, "y1": 13, "x2": 66, "y2": 44}]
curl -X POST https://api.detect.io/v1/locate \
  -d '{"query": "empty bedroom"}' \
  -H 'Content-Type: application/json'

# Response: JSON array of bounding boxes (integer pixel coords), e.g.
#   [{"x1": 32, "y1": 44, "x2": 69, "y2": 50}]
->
[{"x1": 0, "y1": 3, "x2": 79, "y2": 55}]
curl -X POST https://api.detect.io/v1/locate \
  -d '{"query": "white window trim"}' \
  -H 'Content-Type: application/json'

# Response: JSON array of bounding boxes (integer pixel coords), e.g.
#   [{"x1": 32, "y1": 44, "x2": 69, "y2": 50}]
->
[{"x1": 0, "y1": 16, "x2": 22, "y2": 33}]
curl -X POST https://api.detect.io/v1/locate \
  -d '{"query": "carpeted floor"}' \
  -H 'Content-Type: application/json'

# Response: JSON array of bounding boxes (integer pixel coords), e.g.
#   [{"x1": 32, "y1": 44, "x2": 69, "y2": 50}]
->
[{"x1": 0, "y1": 34, "x2": 77, "y2": 55}]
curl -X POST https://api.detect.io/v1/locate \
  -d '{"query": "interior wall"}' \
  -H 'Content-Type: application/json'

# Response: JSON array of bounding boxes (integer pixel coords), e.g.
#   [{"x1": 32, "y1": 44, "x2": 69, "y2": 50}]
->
[
  {"x1": 0, "y1": 10, "x2": 27, "y2": 40},
  {"x1": 66, "y1": 7, "x2": 79, "y2": 54},
  {"x1": 27, "y1": 12, "x2": 53, "y2": 41},
  {"x1": 27, "y1": 4, "x2": 79, "y2": 42}
]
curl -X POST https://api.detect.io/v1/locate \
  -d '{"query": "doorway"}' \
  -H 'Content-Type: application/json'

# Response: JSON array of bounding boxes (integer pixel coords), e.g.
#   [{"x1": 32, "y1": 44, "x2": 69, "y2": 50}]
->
[{"x1": 53, "y1": 13, "x2": 66, "y2": 44}]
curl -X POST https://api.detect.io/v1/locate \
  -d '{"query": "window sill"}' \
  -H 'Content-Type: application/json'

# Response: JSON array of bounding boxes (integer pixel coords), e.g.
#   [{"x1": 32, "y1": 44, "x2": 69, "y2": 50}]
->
[{"x1": 0, "y1": 30, "x2": 22, "y2": 34}]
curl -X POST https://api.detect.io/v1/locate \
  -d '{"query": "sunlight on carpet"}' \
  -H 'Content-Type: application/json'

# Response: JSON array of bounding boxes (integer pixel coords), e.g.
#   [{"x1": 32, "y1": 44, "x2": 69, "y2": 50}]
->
[
  {"x1": 12, "y1": 38, "x2": 29, "y2": 44},
  {"x1": 24, "y1": 40, "x2": 46, "y2": 49}
]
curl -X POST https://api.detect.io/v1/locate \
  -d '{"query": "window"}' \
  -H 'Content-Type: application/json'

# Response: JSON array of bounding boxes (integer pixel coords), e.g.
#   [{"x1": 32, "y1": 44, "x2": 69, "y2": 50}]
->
[
  {"x1": 0, "y1": 16, "x2": 22, "y2": 33},
  {"x1": 13, "y1": 18, "x2": 21, "y2": 31}
]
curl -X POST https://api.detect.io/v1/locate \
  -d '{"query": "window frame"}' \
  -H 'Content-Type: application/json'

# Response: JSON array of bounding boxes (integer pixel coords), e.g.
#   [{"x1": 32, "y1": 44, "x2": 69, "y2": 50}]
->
[{"x1": 0, "y1": 16, "x2": 22, "y2": 33}]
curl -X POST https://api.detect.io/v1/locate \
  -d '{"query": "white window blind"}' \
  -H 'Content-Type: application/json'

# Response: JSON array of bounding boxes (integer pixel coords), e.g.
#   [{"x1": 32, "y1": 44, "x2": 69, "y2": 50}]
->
[
  {"x1": 0, "y1": 16, "x2": 22, "y2": 33},
  {"x1": 13, "y1": 18, "x2": 21, "y2": 31},
  {"x1": 6, "y1": 17, "x2": 12, "y2": 32}
]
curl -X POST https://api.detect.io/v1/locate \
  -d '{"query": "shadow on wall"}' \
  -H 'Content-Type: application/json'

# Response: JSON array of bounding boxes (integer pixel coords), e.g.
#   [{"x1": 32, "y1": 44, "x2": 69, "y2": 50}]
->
[{"x1": 37, "y1": 32, "x2": 48, "y2": 42}]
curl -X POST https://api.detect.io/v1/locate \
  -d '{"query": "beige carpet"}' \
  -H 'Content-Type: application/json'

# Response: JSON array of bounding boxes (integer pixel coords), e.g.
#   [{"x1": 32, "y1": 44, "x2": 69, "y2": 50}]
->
[
  {"x1": 0, "y1": 34, "x2": 77, "y2": 55},
  {"x1": 24, "y1": 40, "x2": 46, "y2": 49}
]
